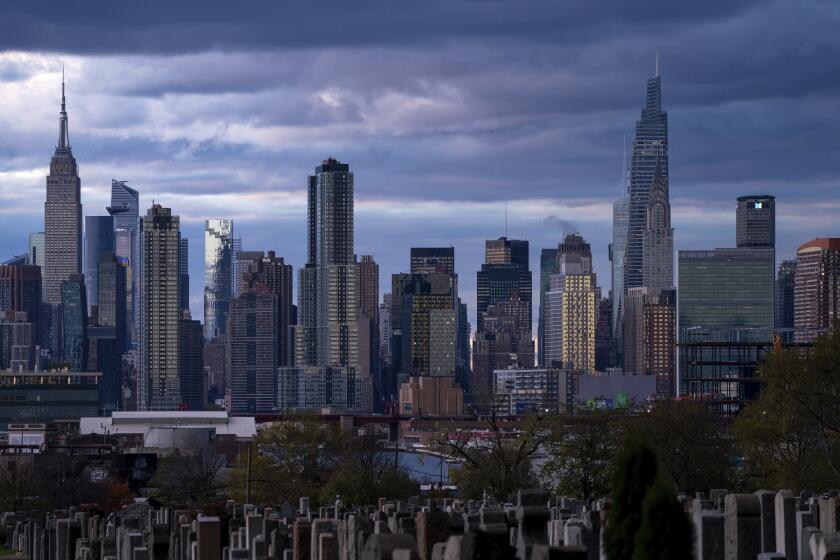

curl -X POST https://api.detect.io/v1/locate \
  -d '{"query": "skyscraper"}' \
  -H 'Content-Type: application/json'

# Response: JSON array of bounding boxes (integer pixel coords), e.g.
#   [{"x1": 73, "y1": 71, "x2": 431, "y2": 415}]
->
[
  {"x1": 641, "y1": 163, "x2": 673, "y2": 289},
  {"x1": 84, "y1": 215, "x2": 114, "y2": 311},
  {"x1": 44, "y1": 77, "x2": 83, "y2": 307},
  {"x1": 776, "y1": 260, "x2": 796, "y2": 332},
  {"x1": 204, "y1": 219, "x2": 234, "y2": 340},
  {"x1": 678, "y1": 248, "x2": 775, "y2": 342},
  {"x1": 0, "y1": 265, "x2": 42, "y2": 348},
  {"x1": 138, "y1": 205, "x2": 181, "y2": 411},
  {"x1": 295, "y1": 158, "x2": 359, "y2": 374},
  {"x1": 356, "y1": 254, "x2": 380, "y2": 405},
  {"x1": 473, "y1": 293, "x2": 533, "y2": 400},
  {"x1": 737, "y1": 195, "x2": 776, "y2": 248},
  {"x1": 623, "y1": 287, "x2": 676, "y2": 397},
  {"x1": 677, "y1": 199, "x2": 776, "y2": 408},
  {"x1": 794, "y1": 238, "x2": 840, "y2": 343},
  {"x1": 61, "y1": 274, "x2": 88, "y2": 371},
  {"x1": 610, "y1": 196, "x2": 628, "y2": 340},
  {"x1": 410, "y1": 247, "x2": 455, "y2": 276},
  {"x1": 108, "y1": 179, "x2": 140, "y2": 344},
  {"x1": 179, "y1": 317, "x2": 205, "y2": 411},
  {"x1": 97, "y1": 252, "x2": 127, "y2": 356},
  {"x1": 237, "y1": 250, "x2": 294, "y2": 366},
  {"x1": 356, "y1": 255, "x2": 379, "y2": 320},
  {"x1": 543, "y1": 234, "x2": 596, "y2": 370},
  {"x1": 625, "y1": 62, "x2": 669, "y2": 295},
  {"x1": 228, "y1": 289, "x2": 279, "y2": 413},
  {"x1": 538, "y1": 248, "x2": 557, "y2": 367},
  {"x1": 179, "y1": 238, "x2": 190, "y2": 313},
  {"x1": 476, "y1": 237, "x2": 531, "y2": 331},
  {"x1": 27, "y1": 233, "x2": 45, "y2": 277}
]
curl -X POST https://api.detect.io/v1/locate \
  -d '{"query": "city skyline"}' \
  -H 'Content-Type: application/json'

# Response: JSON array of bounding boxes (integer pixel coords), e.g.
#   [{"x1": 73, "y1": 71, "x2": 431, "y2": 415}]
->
[{"x1": 1, "y1": 3, "x2": 839, "y2": 330}]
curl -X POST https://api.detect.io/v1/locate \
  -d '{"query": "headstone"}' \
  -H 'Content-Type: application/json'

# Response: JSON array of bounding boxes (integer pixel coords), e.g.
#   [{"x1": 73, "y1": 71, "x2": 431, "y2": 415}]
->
[
  {"x1": 360, "y1": 534, "x2": 417, "y2": 560},
  {"x1": 515, "y1": 489, "x2": 550, "y2": 560},
  {"x1": 815, "y1": 533, "x2": 840, "y2": 559},
  {"x1": 318, "y1": 532, "x2": 339, "y2": 560},
  {"x1": 774, "y1": 491, "x2": 797, "y2": 558},
  {"x1": 310, "y1": 520, "x2": 336, "y2": 560},
  {"x1": 415, "y1": 512, "x2": 449, "y2": 560},
  {"x1": 802, "y1": 526, "x2": 820, "y2": 560},
  {"x1": 430, "y1": 542, "x2": 447, "y2": 560},
  {"x1": 299, "y1": 499, "x2": 310, "y2": 517},
  {"x1": 251, "y1": 535, "x2": 267, "y2": 560},
  {"x1": 563, "y1": 520, "x2": 585, "y2": 549},
  {"x1": 530, "y1": 545, "x2": 587, "y2": 559},
  {"x1": 246, "y1": 516, "x2": 265, "y2": 551},
  {"x1": 799, "y1": 509, "x2": 818, "y2": 557},
  {"x1": 391, "y1": 550, "x2": 419, "y2": 560},
  {"x1": 820, "y1": 497, "x2": 840, "y2": 535},
  {"x1": 755, "y1": 490, "x2": 777, "y2": 553},
  {"x1": 691, "y1": 505, "x2": 724, "y2": 560},
  {"x1": 725, "y1": 494, "x2": 761, "y2": 560},
  {"x1": 292, "y1": 520, "x2": 311, "y2": 560}
]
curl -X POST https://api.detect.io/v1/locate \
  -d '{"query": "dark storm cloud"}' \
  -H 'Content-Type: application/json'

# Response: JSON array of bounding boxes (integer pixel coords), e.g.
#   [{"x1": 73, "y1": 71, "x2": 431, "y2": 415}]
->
[
  {"x1": 0, "y1": 1, "x2": 764, "y2": 54},
  {"x1": 2, "y1": 0, "x2": 839, "y2": 325}
]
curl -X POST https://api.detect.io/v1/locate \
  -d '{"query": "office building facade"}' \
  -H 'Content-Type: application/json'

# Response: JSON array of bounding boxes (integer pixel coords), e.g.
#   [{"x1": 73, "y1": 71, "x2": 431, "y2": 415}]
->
[
  {"x1": 84, "y1": 215, "x2": 114, "y2": 311},
  {"x1": 538, "y1": 248, "x2": 558, "y2": 367},
  {"x1": 625, "y1": 66, "x2": 669, "y2": 296},
  {"x1": 476, "y1": 237, "x2": 531, "y2": 331},
  {"x1": 0, "y1": 265, "x2": 42, "y2": 348},
  {"x1": 794, "y1": 238, "x2": 840, "y2": 343},
  {"x1": 61, "y1": 274, "x2": 88, "y2": 371},
  {"x1": 179, "y1": 238, "x2": 190, "y2": 313},
  {"x1": 623, "y1": 287, "x2": 676, "y2": 397},
  {"x1": 108, "y1": 179, "x2": 140, "y2": 344},
  {"x1": 736, "y1": 195, "x2": 776, "y2": 248},
  {"x1": 179, "y1": 317, "x2": 205, "y2": 411},
  {"x1": 776, "y1": 260, "x2": 796, "y2": 333}
]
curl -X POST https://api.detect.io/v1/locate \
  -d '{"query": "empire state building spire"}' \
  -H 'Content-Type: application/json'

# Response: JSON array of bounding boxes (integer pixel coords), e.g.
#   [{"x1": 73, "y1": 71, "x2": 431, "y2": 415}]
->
[
  {"x1": 44, "y1": 66, "x2": 82, "y2": 310},
  {"x1": 58, "y1": 67, "x2": 70, "y2": 150}
]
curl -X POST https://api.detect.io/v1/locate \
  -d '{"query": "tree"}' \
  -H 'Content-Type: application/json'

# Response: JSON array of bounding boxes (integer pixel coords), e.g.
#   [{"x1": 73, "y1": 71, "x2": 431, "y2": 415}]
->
[
  {"x1": 228, "y1": 419, "x2": 345, "y2": 505},
  {"x1": 321, "y1": 433, "x2": 418, "y2": 506},
  {"x1": 633, "y1": 400, "x2": 734, "y2": 494},
  {"x1": 632, "y1": 476, "x2": 693, "y2": 560},
  {"x1": 0, "y1": 458, "x2": 36, "y2": 511},
  {"x1": 540, "y1": 410, "x2": 622, "y2": 502},
  {"x1": 151, "y1": 448, "x2": 226, "y2": 510},
  {"x1": 603, "y1": 437, "x2": 659, "y2": 560},
  {"x1": 733, "y1": 330, "x2": 840, "y2": 492},
  {"x1": 435, "y1": 411, "x2": 545, "y2": 501}
]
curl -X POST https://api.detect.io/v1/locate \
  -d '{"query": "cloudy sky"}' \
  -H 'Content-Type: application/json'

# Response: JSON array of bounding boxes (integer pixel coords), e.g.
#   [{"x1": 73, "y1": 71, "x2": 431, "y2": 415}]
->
[{"x1": 1, "y1": 1, "x2": 838, "y2": 326}]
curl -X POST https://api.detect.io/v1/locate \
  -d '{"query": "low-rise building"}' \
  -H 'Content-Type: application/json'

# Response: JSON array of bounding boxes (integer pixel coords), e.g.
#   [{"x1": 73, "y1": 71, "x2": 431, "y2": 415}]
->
[
  {"x1": 399, "y1": 376, "x2": 464, "y2": 417},
  {"x1": 0, "y1": 370, "x2": 100, "y2": 430}
]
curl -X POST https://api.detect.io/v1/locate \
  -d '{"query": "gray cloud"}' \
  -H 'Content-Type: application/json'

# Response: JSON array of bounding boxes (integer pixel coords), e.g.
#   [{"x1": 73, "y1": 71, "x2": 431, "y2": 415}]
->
[{"x1": 1, "y1": 0, "x2": 838, "y2": 326}]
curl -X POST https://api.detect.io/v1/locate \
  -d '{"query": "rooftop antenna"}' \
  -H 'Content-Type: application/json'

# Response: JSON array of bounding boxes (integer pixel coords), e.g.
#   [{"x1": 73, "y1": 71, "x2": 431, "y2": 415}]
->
[{"x1": 655, "y1": 49, "x2": 660, "y2": 78}]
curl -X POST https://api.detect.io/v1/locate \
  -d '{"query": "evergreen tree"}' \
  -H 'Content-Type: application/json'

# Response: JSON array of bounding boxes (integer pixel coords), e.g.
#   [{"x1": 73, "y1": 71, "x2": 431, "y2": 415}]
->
[
  {"x1": 632, "y1": 476, "x2": 693, "y2": 560},
  {"x1": 603, "y1": 437, "x2": 659, "y2": 560}
]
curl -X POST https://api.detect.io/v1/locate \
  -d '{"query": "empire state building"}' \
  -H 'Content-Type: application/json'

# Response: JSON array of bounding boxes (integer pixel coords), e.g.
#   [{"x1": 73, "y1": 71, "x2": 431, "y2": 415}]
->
[{"x1": 44, "y1": 75, "x2": 83, "y2": 306}]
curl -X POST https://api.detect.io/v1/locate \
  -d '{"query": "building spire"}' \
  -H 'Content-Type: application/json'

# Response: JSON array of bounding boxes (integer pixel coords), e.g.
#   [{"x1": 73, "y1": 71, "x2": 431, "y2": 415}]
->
[
  {"x1": 58, "y1": 65, "x2": 70, "y2": 150},
  {"x1": 655, "y1": 49, "x2": 660, "y2": 78}
]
